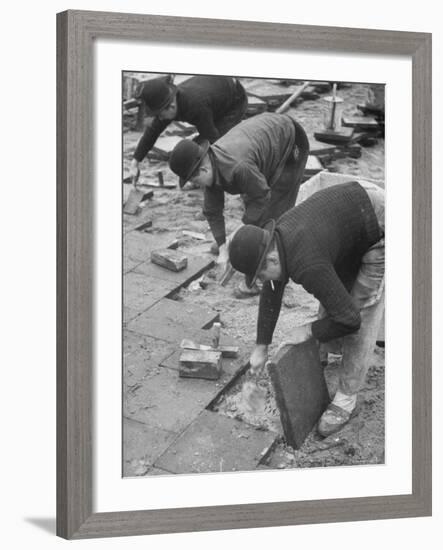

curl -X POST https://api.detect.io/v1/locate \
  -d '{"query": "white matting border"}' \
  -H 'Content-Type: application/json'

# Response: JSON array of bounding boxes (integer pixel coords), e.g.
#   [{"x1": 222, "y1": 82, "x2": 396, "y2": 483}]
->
[{"x1": 93, "y1": 38, "x2": 412, "y2": 513}]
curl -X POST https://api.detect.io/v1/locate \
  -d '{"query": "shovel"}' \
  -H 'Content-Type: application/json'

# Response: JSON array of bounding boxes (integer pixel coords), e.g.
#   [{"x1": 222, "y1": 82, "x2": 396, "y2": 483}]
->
[{"x1": 123, "y1": 177, "x2": 150, "y2": 215}]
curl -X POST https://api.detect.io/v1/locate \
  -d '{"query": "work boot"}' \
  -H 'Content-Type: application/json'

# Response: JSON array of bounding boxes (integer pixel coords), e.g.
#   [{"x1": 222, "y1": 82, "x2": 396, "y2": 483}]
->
[{"x1": 317, "y1": 404, "x2": 353, "y2": 437}]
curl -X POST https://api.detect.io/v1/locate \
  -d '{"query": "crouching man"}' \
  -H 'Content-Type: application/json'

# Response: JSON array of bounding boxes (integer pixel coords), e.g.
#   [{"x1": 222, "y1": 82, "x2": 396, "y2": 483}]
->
[
  {"x1": 129, "y1": 75, "x2": 248, "y2": 181},
  {"x1": 228, "y1": 179, "x2": 385, "y2": 436},
  {"x1": 168, "y1": 112, "x2": 309, "y2": 294}
]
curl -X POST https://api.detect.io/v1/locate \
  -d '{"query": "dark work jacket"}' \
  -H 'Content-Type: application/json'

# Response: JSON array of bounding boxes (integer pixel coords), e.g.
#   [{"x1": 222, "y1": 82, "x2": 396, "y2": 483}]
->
[
  {"x1": 133, "y1": 76, "x2": 245, "y2": 161},
  {"x1": 256, "y1": 182, "x2": 382, "y2": 344},
  {"x1": 203, "y1": 113, "x2": 297, "y2": 245}
]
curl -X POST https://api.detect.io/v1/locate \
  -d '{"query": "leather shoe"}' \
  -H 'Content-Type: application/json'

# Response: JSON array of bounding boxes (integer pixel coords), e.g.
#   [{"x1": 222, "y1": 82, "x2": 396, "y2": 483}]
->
[{"x1": 318, "y1": 403, "x2": 354, "y2": 437}]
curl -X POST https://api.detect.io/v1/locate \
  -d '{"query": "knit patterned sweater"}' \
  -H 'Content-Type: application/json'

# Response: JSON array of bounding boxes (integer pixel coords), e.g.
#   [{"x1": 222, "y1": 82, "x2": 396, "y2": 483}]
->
[{"x1": 256, "y1": 182, "x2": 382, "y2": 344}]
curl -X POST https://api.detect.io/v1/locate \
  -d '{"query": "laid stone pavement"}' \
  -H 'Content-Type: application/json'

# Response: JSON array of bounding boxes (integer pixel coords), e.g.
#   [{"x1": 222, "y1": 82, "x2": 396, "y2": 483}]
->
[{"x1": 123, "y1": 205, "x2": 279, "y2": 477}]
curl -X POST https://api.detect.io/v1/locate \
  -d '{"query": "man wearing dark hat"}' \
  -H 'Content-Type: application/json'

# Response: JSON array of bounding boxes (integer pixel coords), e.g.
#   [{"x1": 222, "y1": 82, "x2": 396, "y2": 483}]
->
[
  {"x1": 128, "y1": 75, "x2": 247, "y2": 181},
  {"x1": 168, "y1": 112, "x2": 309, "y2": 293},
  {"x1": 228, "y1": 177, "x2": 385, "y2": 436}
]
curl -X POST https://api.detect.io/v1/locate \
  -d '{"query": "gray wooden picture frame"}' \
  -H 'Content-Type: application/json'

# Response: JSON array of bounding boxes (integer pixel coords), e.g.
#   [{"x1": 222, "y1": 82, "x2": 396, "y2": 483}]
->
[{"x1": 56, "y1": 9, "x2": 432, "y2": 540}]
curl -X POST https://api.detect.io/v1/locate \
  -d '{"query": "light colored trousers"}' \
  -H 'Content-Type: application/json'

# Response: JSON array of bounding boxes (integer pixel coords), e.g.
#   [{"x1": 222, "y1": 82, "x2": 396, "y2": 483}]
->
[{"x1": 298, "y1": 172, "x2": 385, "y2": 395}]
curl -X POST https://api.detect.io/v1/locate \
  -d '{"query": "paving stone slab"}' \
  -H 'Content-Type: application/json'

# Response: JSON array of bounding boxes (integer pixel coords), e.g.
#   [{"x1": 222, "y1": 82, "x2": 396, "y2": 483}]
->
[
  {"x1": 303, "y1": 156, "x2": 324, "y2": 181},
  {"x1": 267, "y1": 339, "x2": 330, "y2": 450},
  {"x1": 245, "y1": 80, "x2": 293, "y2": 102},
  {"x1": 124, "y1": 306, "x2": 142, "y2": 324},
  {"x1": 308, "y1": 135, "x2": 338, "y2": 156},
  {"x1": 123, "y1": 206, "x2": 154, "y2": 234},
  {"x1": 123, "y1": 272, "x2": 177, "y2": 315},
  {"x1": 124, "y1": 256, "x2": 143, "y2": 275},
  {"x1": 149, "y1": 135, "x2": 183, "y2": 160},
  {"x1": 246, "y1": 94, "x2": 268, "y2": 116},
  {"x1": 134, "y1": 254, "x2": 214, "y2": 287},
  {"x1": 164, "y1": 120, "x2": 196, "y2": 136},
  {"x1": 161, "y1": 347, "x2": 248, "y2": 402},
  {"x1": 125, "y1": 364, "x2": 229, "y2": 433},
  {"x1": 126, "y1": 298, "x2": 219, "y2": 342},
  {"x1": 342, "y1": 115, "x2": 379, "y2": 130},
  {"x1": 155, "y1": 410, "x2": 278, "y2": 474},
  {"x1": 314, "y1": 127, "x2": 355, "y2": 145},
  {"x1": 123, "y1": 418, "x2": 177, "y2": 477},
  {"x1": 124, "y1": 331, "x2": 176, "y2": 385},
  {"x1": 124, "y1": 230, "x2": 175, "y2": 265}
]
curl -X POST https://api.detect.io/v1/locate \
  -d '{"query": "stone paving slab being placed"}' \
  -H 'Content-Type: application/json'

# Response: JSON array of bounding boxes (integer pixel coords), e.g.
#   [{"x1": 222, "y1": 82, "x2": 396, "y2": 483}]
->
[
  {"x1": 155, "y1": 410, "x2": 278, "y2": 474},
  {"x1": 125, "y1": 363, "x2": 230, "y2": 433},
  {"x1": 267, "y1": 339, "x2": 330, "y2": 450},
  {"x1": 126, "y1": 297, "x2": 219, "y2": 342},
  {"x1": 123, "y1": 417, "x2": 177, "y2": 477},
  {"x1": 134, "y1": 254, "x2": 214, "y2": 288},
  {"x1": 123, "y1": 272, "x2": 177, "y2": 323}
]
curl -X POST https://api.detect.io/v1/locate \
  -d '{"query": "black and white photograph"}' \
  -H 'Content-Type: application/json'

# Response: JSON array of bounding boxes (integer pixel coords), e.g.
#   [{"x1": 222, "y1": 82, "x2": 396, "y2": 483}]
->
[
  {"x1": 0, "y1": 0, "x2": 438, "y2": 544},
  {"x1": 122, "y1": 71, "x2": 386, "y2": 477}
]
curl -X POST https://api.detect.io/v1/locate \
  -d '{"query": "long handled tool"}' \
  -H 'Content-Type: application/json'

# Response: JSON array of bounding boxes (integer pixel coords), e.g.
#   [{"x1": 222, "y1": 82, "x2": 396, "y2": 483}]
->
[
  {"x1": 275, "y1": 81, "x2": 311, "y2": 114},
  {"x1": 219, "y1": 264, "x2": 235, "y2": 286},
  {"x1": 328, "y1": 83, "x2": 338, "y2": 130}
]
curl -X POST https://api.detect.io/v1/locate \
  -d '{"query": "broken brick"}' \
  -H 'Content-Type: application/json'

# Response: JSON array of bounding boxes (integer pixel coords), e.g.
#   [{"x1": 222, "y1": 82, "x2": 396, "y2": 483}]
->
[
  {"x1": 179, "y1": 349, "x2": 222, "y2": 380},
  {"x1": 151, "y1": 249, "x2": 188, "y2": 272}
]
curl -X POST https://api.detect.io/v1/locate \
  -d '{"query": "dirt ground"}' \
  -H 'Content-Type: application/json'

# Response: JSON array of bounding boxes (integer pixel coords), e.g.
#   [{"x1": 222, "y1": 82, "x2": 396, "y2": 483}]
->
[{"x1": 123, "y1": 79, "x2": 385, "y2": 471}]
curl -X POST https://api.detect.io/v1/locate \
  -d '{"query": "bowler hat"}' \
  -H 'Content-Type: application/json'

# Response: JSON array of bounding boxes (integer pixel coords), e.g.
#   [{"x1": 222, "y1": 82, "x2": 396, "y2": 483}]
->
[
  {"x1": 229, "y1": 220, "x2": 276, "y2": 288},
  {"x1": 140, "y1": 78, "x2": 176, "y2": 114},
  {"x1": 169, "y1": 139, "x2": 210, "y2": 188}
]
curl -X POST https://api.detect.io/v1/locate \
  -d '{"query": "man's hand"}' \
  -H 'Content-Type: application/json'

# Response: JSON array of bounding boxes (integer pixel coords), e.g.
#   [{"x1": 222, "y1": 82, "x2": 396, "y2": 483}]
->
[
  {"x1": 249, "y1": 344, "x2": 269, "y2": 376},
  {"x1": 129, "y1": 159, "x2": 140, "y2": 184},
  {"x1": 216, "y1": 243, "x2": 230, "y2": 272},
  {"x1": 277, "y1": 324, "x2": 313, "y2": 352}
]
